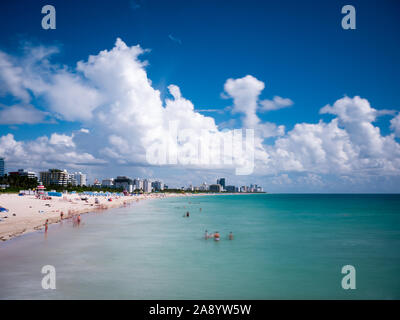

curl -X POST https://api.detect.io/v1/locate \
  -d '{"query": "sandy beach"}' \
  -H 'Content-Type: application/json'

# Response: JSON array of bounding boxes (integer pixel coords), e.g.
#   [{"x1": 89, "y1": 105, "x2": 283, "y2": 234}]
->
[{"x1": 0, "y1": 192, "x2": 185, "y2": 241}]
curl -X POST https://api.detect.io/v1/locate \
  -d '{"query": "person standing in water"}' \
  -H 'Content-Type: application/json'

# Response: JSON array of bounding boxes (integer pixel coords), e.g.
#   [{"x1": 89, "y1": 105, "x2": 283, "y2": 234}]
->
[
  {"x1": 77, "y1": 214, "x2": 81, "y2": 225},
  {"x1": 44, "y1": 219, "x2": 49, "y2": 232},
  {"x1": 186, "y1": 211, "x2": 190, "y2": 217},
  {"x1": 229, "y1": 232, "x2": 234, "y2": 240},
  {"x1": 205, "y1": 230, "x2": 209, "y2": 239},
  {"x1": 214, "y1": 231, "x2": 220, "y2": 241}
]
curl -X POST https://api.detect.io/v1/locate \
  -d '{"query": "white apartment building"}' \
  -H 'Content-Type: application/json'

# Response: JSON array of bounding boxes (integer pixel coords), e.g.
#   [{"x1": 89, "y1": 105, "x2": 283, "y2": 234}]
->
[{"x1": 143, "y1": 179, "x2": 152, "y2": 193}]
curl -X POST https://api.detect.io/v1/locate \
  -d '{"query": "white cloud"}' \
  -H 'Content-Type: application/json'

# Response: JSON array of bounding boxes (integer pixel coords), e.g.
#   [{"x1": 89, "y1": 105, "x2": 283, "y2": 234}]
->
[
  {"x1": 0, "y1": 39, "x2": 400, "y2": 190},
  {"x1": 0, "y1": 104, "x2": 47, "y2": 124},
  {"x1": 49, "y1": 133, "x2": 75, "y2": 148},
  {"x1": 0, "y1": 52, "x2": 31, "y2": 102},
  {"x1": 262, "y1": 96, "x2": 400, "y2": 178},
  {"x1": 223, "y1": 75, "x2": 285, "y2": 138},
  {"x1": 260, "y1": 96, "x2": 294, "y2": 112},
  {"x1": 224, "y1": 75, "x2": 264, "y2": 128},
  {"x1": 390, "y1": 113, "x2": 400, "y2": 137}
]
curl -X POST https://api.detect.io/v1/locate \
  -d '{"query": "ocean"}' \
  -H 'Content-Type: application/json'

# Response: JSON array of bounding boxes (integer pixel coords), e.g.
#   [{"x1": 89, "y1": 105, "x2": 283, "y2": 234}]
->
[{"x1": 0, "y1": 194, "x2": 399, "y2": 299}]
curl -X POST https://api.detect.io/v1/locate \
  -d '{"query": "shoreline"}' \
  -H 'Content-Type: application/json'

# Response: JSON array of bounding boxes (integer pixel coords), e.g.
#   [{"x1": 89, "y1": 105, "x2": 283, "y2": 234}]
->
[
  {"x1": 0, "y1": 192, "x2": 187, "y2": 242},
  {"x1": 0, "y1": 192, "x2": 253, "y2": 242}
]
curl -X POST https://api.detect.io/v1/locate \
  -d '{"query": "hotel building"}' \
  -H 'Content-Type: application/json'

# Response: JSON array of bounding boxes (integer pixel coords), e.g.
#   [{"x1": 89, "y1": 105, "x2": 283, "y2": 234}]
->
[{"x1": 39, "y1": 169, "x2": 69, "y2": 186}]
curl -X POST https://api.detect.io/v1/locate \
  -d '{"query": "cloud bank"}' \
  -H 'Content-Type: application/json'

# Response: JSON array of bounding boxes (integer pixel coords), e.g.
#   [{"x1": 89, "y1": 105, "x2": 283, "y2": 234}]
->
[{"x1": 0, "y1": 38, "x2": 399, "y2": 190}]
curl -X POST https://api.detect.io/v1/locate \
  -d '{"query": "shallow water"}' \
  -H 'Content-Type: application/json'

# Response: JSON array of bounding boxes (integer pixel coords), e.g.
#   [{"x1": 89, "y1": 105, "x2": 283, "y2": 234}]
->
[{"x1": 0, "y1": 194, "x2": 399, "y2": 299}]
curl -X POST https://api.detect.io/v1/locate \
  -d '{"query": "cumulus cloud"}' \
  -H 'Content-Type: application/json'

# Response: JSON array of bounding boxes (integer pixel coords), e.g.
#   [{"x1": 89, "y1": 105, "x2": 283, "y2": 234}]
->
[
  {"x1": 0, "y1": 43, "x2": 102, "y2": 122},
  {"x1": 0, "y1": 104, "x2": 47, "y2": 124},
  {"x1": 223, "y1": 75, "x2": 285, "y2": 138},
  {"x1": 260, "y1": 96, "x2": 294, "y2": 112},
  {"x1": 263, "y1": 96, "x2": 400, "y2": 178},
  {"x1": 224, "y1": 75, "x2": 264, "y2": 128},
  {"x1": 390, "y1": 113, "x2": 400, "y2": 137}
]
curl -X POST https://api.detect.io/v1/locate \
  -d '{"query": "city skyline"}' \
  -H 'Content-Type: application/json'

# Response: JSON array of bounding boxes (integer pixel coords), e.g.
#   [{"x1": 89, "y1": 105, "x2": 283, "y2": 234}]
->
[
  {"x1": 0, "y1": 1, "x2": 400, "y2": 192},
  {"x1": 0, "y1": 158, "x2": 263, "y2": 193}
]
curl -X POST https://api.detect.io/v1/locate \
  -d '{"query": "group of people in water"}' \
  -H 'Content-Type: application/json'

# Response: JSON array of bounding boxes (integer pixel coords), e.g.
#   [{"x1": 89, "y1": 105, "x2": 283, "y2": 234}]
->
[
  {"x1": 44, "y1": 212, "x2": 81, "y2": 233},
  {"x1": 204, "y1": 230, "x2": 233, "y2": 241},
  {"x1": 183, "y1": 203, "x2": 234, "y2": 241}
]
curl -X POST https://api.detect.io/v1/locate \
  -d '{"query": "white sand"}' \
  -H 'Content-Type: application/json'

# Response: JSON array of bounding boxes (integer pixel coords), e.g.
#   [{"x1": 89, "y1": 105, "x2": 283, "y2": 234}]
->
[{"x1": 0, "y1": 192, "x2": 184, "y2": 241}]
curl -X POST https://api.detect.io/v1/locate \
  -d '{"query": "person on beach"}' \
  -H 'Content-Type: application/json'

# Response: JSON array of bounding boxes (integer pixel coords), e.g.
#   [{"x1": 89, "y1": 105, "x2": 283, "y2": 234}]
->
[
  {"x1": 77, "y1": 214, "x2": 81, "y2": 225},
  {"x1": 60, "y1": 211, "x2": 64, "y2": 220},
  {"x1": 229, "y1": 232, "x2": 234, "y2": 240},
  {"x1": 44, "y1": 219, "x2": 49, "y2": 232}
]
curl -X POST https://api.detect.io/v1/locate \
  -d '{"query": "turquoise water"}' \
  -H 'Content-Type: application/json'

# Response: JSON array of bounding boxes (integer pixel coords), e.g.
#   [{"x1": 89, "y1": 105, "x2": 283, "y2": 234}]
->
[{"x1": 0, "y1": 194, "x2": 399, "y2": 299}]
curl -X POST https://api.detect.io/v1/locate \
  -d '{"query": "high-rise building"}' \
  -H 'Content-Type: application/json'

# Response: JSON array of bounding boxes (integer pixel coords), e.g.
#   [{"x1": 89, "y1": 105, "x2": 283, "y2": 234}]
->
[
  {"x1": 209, "y1": 184, "x2": 222, "y2": 192},
  {"x1": 199, "y1": 182, "x2": 209, "y2": 191},
  {"x1": 73, "y1": 172, "x2": 87, "y2": 186},
  {"x1": 225, "y1": 185, "x2": 236, "y2": 192},
  {"x1": 0, "y1": 158, "x2": 4, "y2": 177},
  {"x1": 217, "y1": 178, "x2": 226, "y2": 190},
  {"x1": 101, "y1": 178, "x2": 114, "y2": 187},
  {"x1": 151, "y1": 180, "x2": 164, "y2": 191},
  {"x1": 39, "y1": 169, "x2": 69, "y2": 186},
  {"x1": 114, "y1": 176, "x2": 133, "y2": 190},
  {"x1": 143, "y1": 179, "x2": 152, "y2": 193},
  {"x1": 133, "y1": 178, "x2": 143, "y2": 190},
  {"x1": 9, "y1": 169, "x2": 37, "y2": 180},
  {"x1": 68, "y1": 173, "x2": 77, "y2": 186}
]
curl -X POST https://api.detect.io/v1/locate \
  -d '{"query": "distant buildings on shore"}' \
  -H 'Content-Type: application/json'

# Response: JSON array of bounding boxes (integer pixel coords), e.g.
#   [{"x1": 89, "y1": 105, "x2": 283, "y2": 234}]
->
[
  {"x1": 184, "y1": 178, "x2": 264, "y2": 193},
  {"x1": 0, "y1": 158, "x2": 263, "y2": 193},
  {"x1": 38, "y1": 169, "x2": 87, "y2": 187},
  {"x1": 100, "y1": 176, "x2": 164, "y2": 193},
  {"x1": 9, "y1": 169, "x2": 37, "y2": 180}
]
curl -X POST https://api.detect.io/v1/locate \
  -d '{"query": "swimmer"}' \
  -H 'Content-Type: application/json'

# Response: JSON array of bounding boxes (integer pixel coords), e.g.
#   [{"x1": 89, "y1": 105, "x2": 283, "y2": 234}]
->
[
  {"x1": 199, "y1": 208, "x2": 202, "y2": 212},
  {"x1": 205, "y1": 230, "x2": 209, "y2": 239},
  {"x1": 229, "y1": 232, "x2": 234, "y2": 240},
  {"x1": 186, "y1": 211, "x2": 190, "y2": 217},
  {"x1": 214, "y1": 231, "x2": 220, "y2": 241}
]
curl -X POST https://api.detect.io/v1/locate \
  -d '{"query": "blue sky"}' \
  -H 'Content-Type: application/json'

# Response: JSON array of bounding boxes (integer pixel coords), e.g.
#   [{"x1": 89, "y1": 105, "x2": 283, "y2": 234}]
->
[{"x1": 0, "y1": 0, "x2": 400, "y2": 192}]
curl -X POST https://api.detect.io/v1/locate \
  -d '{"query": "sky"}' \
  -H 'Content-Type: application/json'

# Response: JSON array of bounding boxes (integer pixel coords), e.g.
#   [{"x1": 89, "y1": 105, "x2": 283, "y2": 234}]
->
[{"x1": 0, "y1": 0, "x2": 400, "y2": 192}]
